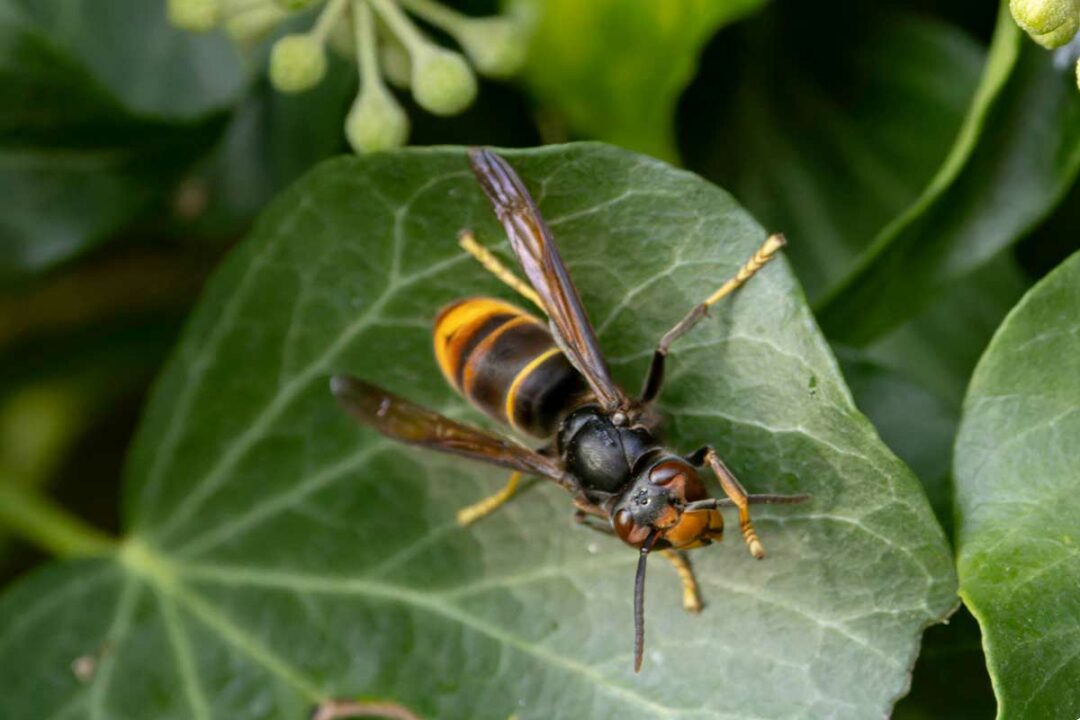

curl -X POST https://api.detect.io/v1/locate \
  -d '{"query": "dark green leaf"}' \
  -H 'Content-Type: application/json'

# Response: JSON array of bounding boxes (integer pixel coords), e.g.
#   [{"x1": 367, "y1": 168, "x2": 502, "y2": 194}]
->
[
  {"x1": 838, "y1": 351, "x2": 956, "y2": 527},
  {"x1": 186, "y1": 63, "x2": 353, "y2": 239},
  {"x1": 839, "y1": 254, "x2": 1029, "y2": 532},
  {"x1": 685, "y1": 6, "x2": 984, "y2": 301},
  {"x1": 892, "y1": 606, "x2": 996, "y2": 720},
  {"x1": 1, "y1": 145, "x2": 954, "y2": 718},
  {"x1": 954, "y1": 249, "x2": 1080, "y2": 719},
  {"x1": 817, "y1": 4, "x2": 1080, "y2": 345},
  {"x1": 0, "y1": 0, "x2": 246, "y2": 284},
  {"x1": 521, "y1": 0, "x2": 766, "y2": 161},
  {"x1": 6, "y1": 0, "x2": 244, "y2": 121}
]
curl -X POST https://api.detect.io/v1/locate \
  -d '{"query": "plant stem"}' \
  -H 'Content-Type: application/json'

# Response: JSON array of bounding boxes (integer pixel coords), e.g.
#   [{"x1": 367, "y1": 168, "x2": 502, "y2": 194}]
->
[
  {"x1": 353, "y1": 0, "x2": 382, "y2": 89},
  {"x1": 312, "y1": 0, "x2": 349, "y2": 42},
  {"x1": 397, "y1": 0, "x2": 466, "y2": 35},
  {"x1": 368, "y1": 0, "x2": 427, "y2": 55},
  {"x1": 0, "y1": 473, "x2": 116, "y2": 558}
]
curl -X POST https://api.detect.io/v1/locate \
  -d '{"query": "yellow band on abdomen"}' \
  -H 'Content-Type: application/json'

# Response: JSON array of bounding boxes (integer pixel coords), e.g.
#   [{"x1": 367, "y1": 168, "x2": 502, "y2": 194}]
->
[{"x1": 504, "y1": 347, "x2": 561, "y2": 433}]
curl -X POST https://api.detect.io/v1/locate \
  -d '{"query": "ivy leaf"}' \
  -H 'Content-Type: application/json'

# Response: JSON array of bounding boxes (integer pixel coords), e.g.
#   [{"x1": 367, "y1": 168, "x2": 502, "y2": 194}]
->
[
  {"x1": 0, "y1": 0, "x2": 245, "y2": 285},
  {"x1": 0, "y1": 145, "x2": 954, "y2": 718},
  {"x1": 954, "y1": 249, "x2": 1080, "y2": 719},
  {"x1": 685, "y1": 5, "x2": 984, "y2": 302},
  {"x1": 5, "y1": 0, "x2": 244, "y2": 121},
  {"x1": 842, "y1": 256, "x2": 1030, "y2": 521},
  {"x1": 519, "y1": 0, "x2": 766, "y2": 161},
  {"x1": 185, "y1": 64, "x2": 354, "y2": 239},
  {"x1": 816, "y1": 3, "x2": 1080, "y2": 345}
]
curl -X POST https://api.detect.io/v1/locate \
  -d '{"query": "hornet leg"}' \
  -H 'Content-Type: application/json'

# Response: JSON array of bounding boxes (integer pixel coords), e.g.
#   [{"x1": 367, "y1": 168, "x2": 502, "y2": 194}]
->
[
  {"x1": 641, "y1": 233, "x2": 786, "y2": 402},
  {"x1": 458, "y1": 230, "x2": 544, "y2": 311},
  {"x1": 457, "y1": 471, "x2": 526, "y2": 527},
  {"x1": 688, "y1": 446, "x2": 767, "y2": 559},
  {"x1": 659, "y1": 549, "x2": 703, "y2": 613},
  {"x1": 310, "y1": 699, "x2": 420, "y2": 720}
]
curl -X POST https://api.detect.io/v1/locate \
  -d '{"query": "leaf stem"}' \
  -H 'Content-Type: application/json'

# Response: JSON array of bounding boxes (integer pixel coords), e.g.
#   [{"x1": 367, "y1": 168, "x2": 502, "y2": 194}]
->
[{"x1": 0, "y1": 472, "x2": 116, "y2": 558}]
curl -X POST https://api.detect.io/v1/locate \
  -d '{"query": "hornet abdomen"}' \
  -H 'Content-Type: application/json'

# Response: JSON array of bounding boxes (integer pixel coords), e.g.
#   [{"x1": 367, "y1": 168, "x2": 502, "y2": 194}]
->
[{"x1": 433, "y1": 297, "x2": 588, "y2": 438}]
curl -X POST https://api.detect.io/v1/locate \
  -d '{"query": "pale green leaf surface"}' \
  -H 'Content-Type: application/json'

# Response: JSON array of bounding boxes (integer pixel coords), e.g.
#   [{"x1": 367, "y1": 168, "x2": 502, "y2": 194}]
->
[
  {"x1": 955, "y1": 250, "x2": 1080, "y2": 719},
  {"x1": 519, "y1": 0, "x2": 765, "y2": 161},
  {"x1": 1, "y1": 145, "x2": 954, "y2": 719}
]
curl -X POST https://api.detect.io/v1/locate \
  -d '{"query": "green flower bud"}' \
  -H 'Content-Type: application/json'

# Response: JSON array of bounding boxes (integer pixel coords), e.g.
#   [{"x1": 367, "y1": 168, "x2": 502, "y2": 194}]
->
[
  {"x1": 411, "y1": 47, "x2": 477, "y2": 116},
  {"x1": 269, "y1": 34, "x2": 328, "y2": 93},
  {"x1": 455, "y1": 16, "x2": 529, "y2": 79},
  {"x1": 1076, "y1": 56, "x2": 1080, "y2": 91},
  {"x1": 167, "y1": 0, "x2": 220, "y2": 32},
  {"x1": 1010, "y1": 0, "x2": 1080, "y2": 48},
  {"x1": 345, "y1": 85, "x2": 410, "y2": 153}
]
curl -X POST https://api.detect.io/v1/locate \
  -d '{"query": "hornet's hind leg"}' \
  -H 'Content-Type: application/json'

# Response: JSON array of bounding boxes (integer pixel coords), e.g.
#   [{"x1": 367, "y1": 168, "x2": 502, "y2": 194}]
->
[{"x1": 456, "y1": 471, "x2": 529, "y2": 526}]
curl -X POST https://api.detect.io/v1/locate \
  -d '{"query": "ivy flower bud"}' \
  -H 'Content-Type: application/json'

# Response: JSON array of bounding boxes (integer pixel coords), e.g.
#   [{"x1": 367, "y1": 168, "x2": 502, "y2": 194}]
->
[
  {"x1": 411, "y1": 47, "x2": 477, "y2": 116},
  {"x1": 1010, "y1": 0, "x2": 1080, "y2": 48},
  {"x1": 455, "y1": 16, "x2": 529, "y2": 79},
  {"x1": 345, "y1": 85, "x2": 410, "y2": 153},
  {"x1": 167, "y1": 0, "x2": 220, "y2": 32},
  {"x1": 269, "y1": 34, "x2": 327, "y2": 93}
]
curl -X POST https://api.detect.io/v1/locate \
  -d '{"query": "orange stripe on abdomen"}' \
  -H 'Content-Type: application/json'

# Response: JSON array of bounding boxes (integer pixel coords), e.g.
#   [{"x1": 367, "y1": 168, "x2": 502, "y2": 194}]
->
[
  {"x1": 431, "y1": 296, "x2": 585, "y2": 438},
  {"x1": 433, "y1": 297, "x2": 529, "y2": 392}
]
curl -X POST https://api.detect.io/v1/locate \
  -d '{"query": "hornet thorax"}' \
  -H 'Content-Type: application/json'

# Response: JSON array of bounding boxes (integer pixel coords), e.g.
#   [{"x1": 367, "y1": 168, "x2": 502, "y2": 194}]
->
[{"x1": 556, "y1": 405, "x2": 661, "y2": 504}]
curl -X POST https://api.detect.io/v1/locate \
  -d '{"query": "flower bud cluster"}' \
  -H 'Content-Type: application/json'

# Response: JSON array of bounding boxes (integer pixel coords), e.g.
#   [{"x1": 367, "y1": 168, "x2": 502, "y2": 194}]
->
[
  {"x1": 1010, "y1": 0, "x2": 1080, "y2": 89},
  {"x1": 167, "y1": 0, "x2": 532, "y2": 151}
]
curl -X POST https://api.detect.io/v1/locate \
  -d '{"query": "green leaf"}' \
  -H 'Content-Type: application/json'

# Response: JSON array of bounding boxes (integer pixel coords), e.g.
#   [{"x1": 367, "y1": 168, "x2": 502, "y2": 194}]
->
[
  {"x1": 839, "y1": 255, "x2": 1030, "y2": 532},
  {"x1": 0, "y1": 0, "x2": 246, "y2": 284},
  {"x1": 1, "y1": 144, "x2": 954, "y2": 718},
  {"x1": 837, "y1": 351, "x2": 957, "y2": 529},
  {"x1": 5, "y1": 0, "x2": 244, "y2": 121},
  {"x1": 892, "y1": 606, "x2": 996, "y2": 720},
  {"x1": 686, "y1": 6, "x2": 984, "y2": 301},
  {"x1": 817, "y1": 3, "x2": 1080, "y2": 345},
  {"x1": 186, "y1": 65, "x2": 353, "y2": 239},
  {"x1": 519, "y1": 0, "x2": 766, "y2": 161},
  {"x1": 954, "y1": 249, "x2": 1080, "y2": 719}
]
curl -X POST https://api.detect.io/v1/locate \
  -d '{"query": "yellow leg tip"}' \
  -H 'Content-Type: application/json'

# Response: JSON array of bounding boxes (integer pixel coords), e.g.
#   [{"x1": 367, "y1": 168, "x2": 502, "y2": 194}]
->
[
  {"x1": 764, "y1": 233, "x2": 787, "y2": 252},
  {"x1": 749, "y1": 539, "x2": 766, "y2": 559},
  {"x1": 457, "y1": 473, "x2": 522, "y2": 527},
  {"x1": 456, "y1": 507, "x2": 482, "y2": 527}
]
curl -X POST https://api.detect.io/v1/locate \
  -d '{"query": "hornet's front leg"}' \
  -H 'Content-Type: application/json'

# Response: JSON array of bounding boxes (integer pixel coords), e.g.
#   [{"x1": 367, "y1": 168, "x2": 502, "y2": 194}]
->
[{"x1": 686, "y1": 446, "x2": 766, "y2": 559}]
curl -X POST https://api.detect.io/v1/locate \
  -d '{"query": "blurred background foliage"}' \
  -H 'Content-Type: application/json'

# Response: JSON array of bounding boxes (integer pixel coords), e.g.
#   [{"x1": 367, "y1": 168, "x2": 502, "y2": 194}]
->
[{"x1": 1, "y1": 0, "x2": 1078, "y2": 716}]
